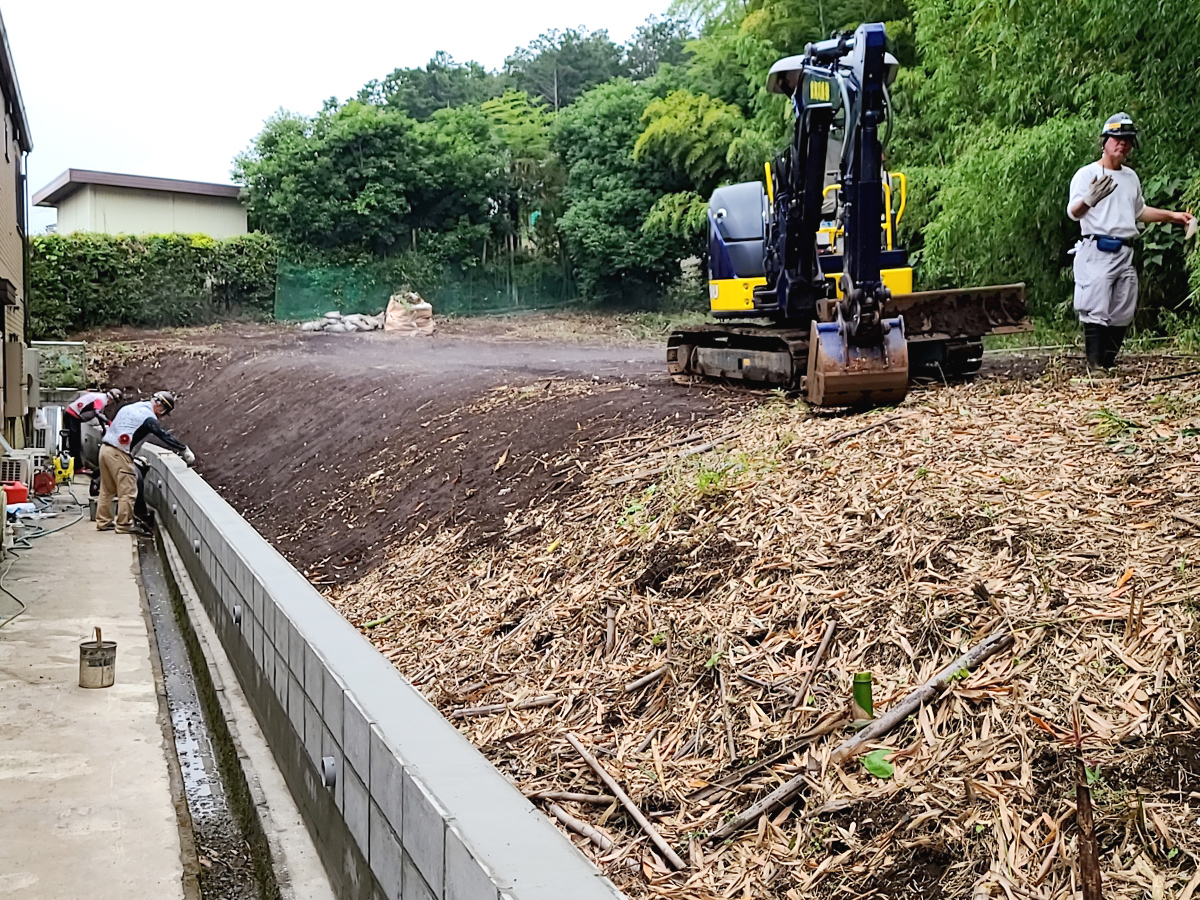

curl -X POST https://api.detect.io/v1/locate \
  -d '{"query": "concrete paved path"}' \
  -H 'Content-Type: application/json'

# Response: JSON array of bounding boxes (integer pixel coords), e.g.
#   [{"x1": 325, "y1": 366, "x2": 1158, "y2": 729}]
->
[{"x1": 0, "y1": 500, "x2": 186, "y2": 899}]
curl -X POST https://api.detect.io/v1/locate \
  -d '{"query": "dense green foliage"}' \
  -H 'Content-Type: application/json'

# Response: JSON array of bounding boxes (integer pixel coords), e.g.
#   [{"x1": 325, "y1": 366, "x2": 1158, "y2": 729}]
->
[
  {"x1": 553, "y1": 80, "x2": 693, "y2": 302},
  {"x1": 232, "y1": 3, "x2": 1200, "y2": 322},
  {"x1": 29, "y1": 233, "x2": 277, "y2": 338}
]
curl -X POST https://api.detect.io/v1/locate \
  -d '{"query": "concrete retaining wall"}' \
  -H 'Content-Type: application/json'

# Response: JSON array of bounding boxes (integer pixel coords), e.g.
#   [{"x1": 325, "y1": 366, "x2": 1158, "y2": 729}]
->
[{"x1": 142, "y1": 447, "x2": 625, "y2": 900}]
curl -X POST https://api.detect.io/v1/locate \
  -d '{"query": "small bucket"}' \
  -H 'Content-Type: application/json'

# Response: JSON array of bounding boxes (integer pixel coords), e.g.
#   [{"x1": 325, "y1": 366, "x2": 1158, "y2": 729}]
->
[{"x1": 79, "y1": 627, "x2": 117, "y2": 689}]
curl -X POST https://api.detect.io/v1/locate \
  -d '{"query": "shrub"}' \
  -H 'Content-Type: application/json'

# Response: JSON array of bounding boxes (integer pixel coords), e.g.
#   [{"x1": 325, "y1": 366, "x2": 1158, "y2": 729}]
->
[{"x1": 29, "y1": 232, "x2": 278, "y2": 338}]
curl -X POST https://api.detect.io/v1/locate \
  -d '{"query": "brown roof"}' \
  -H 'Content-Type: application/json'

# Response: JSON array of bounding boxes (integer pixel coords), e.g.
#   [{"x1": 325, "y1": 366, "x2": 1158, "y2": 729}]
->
[
  {"x1": 33, "y1": 169, "x2": 243, "y2": 207},
  {"x1": 0, "y1": 10, "x2": 32, "y2": 153}
]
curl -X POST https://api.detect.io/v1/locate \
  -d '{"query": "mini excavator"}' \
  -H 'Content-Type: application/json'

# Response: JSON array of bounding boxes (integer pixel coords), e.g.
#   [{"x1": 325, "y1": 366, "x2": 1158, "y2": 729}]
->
[{"x1": 667, "y1": 23, "x2": 1031, "y2": 406}]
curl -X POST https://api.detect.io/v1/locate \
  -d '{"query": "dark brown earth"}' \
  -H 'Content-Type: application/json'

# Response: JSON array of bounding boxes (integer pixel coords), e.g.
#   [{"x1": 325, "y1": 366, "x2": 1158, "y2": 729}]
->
[{"x1": 105, "y1": 327, "x2": 748, "y2": 583}]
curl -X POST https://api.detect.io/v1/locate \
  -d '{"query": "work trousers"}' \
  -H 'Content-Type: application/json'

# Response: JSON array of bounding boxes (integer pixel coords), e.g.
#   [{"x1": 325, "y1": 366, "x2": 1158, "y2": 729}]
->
[
  {"x1": 64, "y1": 414, "x2": 83, "y2": 471},
  {"x1": 97, "y1": 444, "x2": 137, "y2": 532},
  {"x1": 1073, "y1": 241, "x2": 1138, "y2": 327}
]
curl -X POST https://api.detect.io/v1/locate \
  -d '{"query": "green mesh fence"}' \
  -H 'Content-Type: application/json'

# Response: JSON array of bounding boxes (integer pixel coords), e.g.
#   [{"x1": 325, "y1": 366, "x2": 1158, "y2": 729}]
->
[{"x1": 274, "y1": 260, "x2": 578, "y2": 321}]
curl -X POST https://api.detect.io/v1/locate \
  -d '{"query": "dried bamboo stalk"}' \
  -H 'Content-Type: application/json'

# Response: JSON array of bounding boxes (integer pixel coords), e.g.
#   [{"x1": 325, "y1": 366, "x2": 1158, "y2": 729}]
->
[
  {"x1": 707, "y1": 630, "x2": 1013, "y2": 842},
  {"x1": 718, "y1": 666, "x2": 737, "y2": 764},
  {"x1": 545, "y1": 802, "x2": 615, "y2": 852},
  {"x1": 529, "y1": 791, "x2": 617, "y2": 805},
  {"x1": 566, "y1": 733, "x2": 686, "y2": 870},
  {"x1": 1076, "y1": 756, "x2": 1102, "y2": 900},
  {"x1": 792, "y1": 620, "x2": 837, "y2": 709},
  {"x1": 624, "y1": 663, "x2": 671, "y2": 693},
  {"x1": 451, "y1": 695, "x2": 558, "y2": 719},
  {"x1": 689, "y1": 711, "x2": 844, "y2": 802},
  {"x1": 735, "y1": 671, "x2": 798, "y2": 697}
]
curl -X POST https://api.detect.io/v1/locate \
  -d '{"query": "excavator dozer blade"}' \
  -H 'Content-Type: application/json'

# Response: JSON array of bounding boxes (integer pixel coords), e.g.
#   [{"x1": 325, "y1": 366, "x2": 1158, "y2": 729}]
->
[{"x1": 806, "y1": 318, "x2": 908, "y2": 407}]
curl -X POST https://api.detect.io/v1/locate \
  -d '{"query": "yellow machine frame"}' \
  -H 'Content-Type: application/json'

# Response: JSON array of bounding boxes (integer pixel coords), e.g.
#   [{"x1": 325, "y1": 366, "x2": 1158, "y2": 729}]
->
[{"x1": 709, "y1": 169, "x2": 911, "y2": 313}]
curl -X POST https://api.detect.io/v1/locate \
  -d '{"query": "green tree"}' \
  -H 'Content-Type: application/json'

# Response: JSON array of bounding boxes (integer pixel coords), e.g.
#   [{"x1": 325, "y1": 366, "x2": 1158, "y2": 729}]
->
[
  {"x1": 235, "y1": 103, "x2": 421, "y2": 257},
  {"x1": 505, "y1": 28, "x2": 626, "y2": 111},
  {"x1": 552, "y1": 80, "x2": 693, "y2": 303},
  {"x1": 894, "y1": 0, "x2": 1200, "y2": 320},
  {"x1": 625, "y1": 16, "x2": 693, "y2": 81},
  {"x1": 358, "y1": 52, "x2": 506, "y2": 120},
  {"x1": 481, "y1": 91, "x2": 564, "y2": 256}
]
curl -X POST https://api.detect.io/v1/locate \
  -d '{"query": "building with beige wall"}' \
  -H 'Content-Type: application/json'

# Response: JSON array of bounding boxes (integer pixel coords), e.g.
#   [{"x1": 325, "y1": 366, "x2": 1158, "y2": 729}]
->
[
  {"x1": 33, "y1": 170, "x2": 247, "y2": 238},
  {"x1": 0, "y1": 10, "x2": 33, "y2": 448}
]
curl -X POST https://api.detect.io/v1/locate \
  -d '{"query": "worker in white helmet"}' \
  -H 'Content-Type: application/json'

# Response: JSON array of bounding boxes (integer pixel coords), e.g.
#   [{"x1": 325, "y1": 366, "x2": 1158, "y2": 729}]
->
[
  {"x1": 1067, "y1": 112, "x2": 1194, "y2": 369},
  {"x1": 97, "y1": 391, "x2": 195, "y2": 534},
  {"x1": 63, "y1": 387, "x2": 121, "y2": 473}
]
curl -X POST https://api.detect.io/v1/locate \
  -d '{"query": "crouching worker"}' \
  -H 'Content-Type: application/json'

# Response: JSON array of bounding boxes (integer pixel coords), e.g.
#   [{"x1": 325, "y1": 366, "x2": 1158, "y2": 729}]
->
[
  {"x1": 64, "y1": 387, "x2": 121, "y2": 473},
  {"x1": 1067, "y1": 112, "x2": 1194, "y2": 370},
  {"x1": 97, "y1": 391, "x2": 196, "y2": 534}
]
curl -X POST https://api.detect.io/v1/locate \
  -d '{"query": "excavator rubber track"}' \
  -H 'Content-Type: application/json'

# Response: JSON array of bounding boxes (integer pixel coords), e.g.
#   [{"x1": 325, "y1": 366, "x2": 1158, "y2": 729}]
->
[{"x1": 667, "y1": 283, "x2": 1030, "y2": 405}]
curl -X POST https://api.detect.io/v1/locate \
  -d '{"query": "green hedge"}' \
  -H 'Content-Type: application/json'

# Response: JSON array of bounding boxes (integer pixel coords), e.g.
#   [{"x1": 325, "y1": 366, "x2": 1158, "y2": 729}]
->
[{"x1": 29, "y1": 232, "x2": 278, "y2": 338}]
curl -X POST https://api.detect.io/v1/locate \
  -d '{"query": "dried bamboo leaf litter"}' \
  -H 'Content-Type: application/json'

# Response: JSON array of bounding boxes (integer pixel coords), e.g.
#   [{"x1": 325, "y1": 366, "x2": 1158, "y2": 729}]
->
[{"x1": 328, "y1": 366, "x2": 1200, "y2": 900}]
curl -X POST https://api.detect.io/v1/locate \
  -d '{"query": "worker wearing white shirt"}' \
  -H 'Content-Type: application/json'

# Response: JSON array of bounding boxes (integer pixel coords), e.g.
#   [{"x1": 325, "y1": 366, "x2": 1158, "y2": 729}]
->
[{"x1": 1067, "y1": 112, "x2": 1193, "y2": 369}]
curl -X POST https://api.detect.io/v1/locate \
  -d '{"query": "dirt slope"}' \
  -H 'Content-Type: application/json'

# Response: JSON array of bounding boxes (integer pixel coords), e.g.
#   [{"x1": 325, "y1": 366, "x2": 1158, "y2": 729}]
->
[{"x1": 105, "y1": 326, "x2": 744, "y2": 582}]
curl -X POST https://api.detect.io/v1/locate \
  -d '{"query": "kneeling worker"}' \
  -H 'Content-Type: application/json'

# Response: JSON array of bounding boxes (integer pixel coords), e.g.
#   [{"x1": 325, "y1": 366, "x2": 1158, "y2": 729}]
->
[
  {"x1": 97, "y1": 390, "x2": 195, "y2": 534},
  {"x1": 64, "y1": 387, "x2": 121, "y2": 473}
]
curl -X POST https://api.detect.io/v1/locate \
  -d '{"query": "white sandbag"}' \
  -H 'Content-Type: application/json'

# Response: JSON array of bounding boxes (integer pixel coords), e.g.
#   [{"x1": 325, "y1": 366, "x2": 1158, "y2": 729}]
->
[
  {"x1": 300, "y1": 320, "x2": 325, "y2": 332},
  {"x1": 323, "y1": 310, "x2": 343, "y2": 320},
  {"x1": 324, "y1": 323, "x2": 348, "y2": 333}
]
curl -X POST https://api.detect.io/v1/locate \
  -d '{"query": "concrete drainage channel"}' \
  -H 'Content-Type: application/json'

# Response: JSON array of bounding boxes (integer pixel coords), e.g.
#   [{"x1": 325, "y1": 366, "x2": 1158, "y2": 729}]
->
[
  {"x1": 138, "y1": 446, "x2": 627, "y2": 900},
  {"x1": 139, "y1": 539, "x2": 269, "y2": 899}
]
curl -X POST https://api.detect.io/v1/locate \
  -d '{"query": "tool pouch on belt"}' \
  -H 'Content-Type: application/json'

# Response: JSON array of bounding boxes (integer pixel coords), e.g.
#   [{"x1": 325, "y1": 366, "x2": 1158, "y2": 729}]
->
[{"x1": 1094, "y1": 235, "x2": 1128, "y2": 253}]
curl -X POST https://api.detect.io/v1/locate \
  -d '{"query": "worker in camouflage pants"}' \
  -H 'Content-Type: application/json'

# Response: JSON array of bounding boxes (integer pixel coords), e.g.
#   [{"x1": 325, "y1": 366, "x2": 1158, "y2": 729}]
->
[{"x1": 1067, "y1": 112, "x2": 1193, "y2": 369}]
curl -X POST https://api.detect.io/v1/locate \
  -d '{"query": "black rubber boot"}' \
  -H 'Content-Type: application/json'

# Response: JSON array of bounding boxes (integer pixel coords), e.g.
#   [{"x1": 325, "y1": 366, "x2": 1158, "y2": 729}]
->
[
  {"x1": 1103, "y1": 325, "x2": 1128, "y2": 369},
  {"x1": 1083, "y1": 323, "x2": 1106, "y2": 370}
]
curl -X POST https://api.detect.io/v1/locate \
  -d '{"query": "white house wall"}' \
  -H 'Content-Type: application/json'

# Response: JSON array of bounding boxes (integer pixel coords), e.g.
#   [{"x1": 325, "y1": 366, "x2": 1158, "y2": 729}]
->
[{"x1": 56, "y1": 185, "x2": 247, "y2": 238}]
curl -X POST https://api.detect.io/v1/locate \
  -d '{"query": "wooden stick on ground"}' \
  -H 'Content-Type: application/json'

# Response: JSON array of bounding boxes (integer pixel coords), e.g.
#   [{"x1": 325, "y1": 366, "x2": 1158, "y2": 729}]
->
[
  {"x1": 605, "y1": 605, "x2": 616, "y2": 655},
  {"x1": 1074, "y1": 706, "x2": 1103, "y2": 900},
  {"x1": 624, "y1": 663, "x2": 671, "y2": 693},
  {"x1": 706, "y1": 629, "x2": 1013, "y2": 843},
  {"x1": 689, "y1": 710, "x2": 845, "y2": 802},
  {"x1": 528, "y1": 791, "x2": 617, "y2": 805},
  {"x1": 793, "y1": 621, "x2": 837, "y2": 709},
  {"x1": 545, "y1": 802, "x2": 615, "y2": 852},
  {"x1": 566, "y1": 733, "x2": 687, "y2": 870},
  {"x1": 736, "y1": 671, "x2": 798, "y2": 697},
  {"x1": 826, "y1": 416, "x2": 900, "y2": 445},
  {"x1": 451, "y1": 695, "x2": 558, "y2": 719},
  {"x1": 1170, "y1": 510, "x2": 1200, "y2": 529},
  {"x1": 718, "y1": 665, "x2": 737, "y2": 765}
]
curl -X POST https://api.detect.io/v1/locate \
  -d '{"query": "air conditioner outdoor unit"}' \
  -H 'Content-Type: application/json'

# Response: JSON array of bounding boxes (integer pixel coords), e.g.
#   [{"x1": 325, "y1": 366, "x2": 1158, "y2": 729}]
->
[{"x1": 0, "y1": 454, "x2": 31, "y2": 487}]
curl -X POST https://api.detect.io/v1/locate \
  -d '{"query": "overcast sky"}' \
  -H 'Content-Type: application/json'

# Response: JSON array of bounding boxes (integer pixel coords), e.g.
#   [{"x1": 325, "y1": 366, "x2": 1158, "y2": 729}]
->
[{"x1": 6, "y1": 0, "x2": 669, "y2": 233}]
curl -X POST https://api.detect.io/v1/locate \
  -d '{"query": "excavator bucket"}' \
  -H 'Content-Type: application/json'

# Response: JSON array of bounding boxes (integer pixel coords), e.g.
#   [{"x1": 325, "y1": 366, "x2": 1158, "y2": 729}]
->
[{"x1": 806, "y1": 318, "x2": 908, "y2": 406}]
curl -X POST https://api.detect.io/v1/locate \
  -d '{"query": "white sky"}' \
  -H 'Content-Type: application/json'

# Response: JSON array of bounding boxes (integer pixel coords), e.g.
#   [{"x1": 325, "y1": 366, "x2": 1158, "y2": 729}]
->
[{"x1": 6, "y1": 0, "x2": 669, "y2": 233}]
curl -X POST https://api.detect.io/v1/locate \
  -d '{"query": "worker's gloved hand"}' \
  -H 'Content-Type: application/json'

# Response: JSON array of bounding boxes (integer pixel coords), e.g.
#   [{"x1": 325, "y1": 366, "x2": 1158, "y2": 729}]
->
[
  {"x1": 181, "y1": 448, "x2": 196, "y2": 466},
  {"x1": 1082, "y1": 174, "x2": 1117, "y2": 208}
]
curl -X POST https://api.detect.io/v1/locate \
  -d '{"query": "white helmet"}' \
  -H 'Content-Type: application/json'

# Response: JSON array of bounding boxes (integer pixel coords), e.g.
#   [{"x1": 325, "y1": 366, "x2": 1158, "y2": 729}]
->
[{"x1": 152, "y1": 390, "x2": 176, "y2": 415}]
